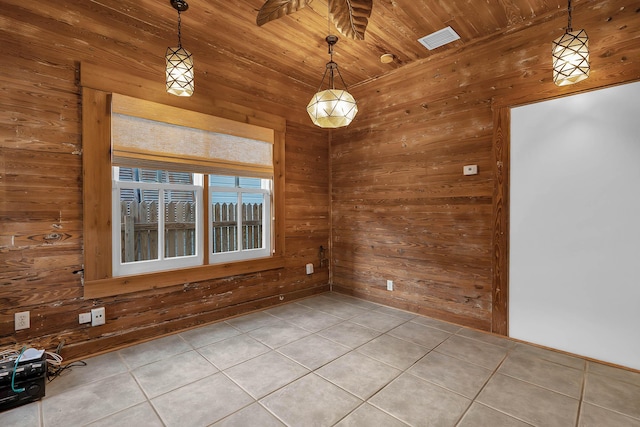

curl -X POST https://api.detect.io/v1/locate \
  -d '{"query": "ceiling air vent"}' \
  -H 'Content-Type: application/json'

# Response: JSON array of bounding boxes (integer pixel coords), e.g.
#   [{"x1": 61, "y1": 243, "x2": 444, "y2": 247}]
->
[{"x1": 418, "y1": 26, "x2": 461, "y2": 50}]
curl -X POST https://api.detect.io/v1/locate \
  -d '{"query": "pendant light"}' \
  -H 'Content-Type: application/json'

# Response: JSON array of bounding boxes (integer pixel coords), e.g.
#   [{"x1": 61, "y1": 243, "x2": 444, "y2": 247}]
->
[
  {"x1": 307, "y1": 3, "x2": 358, "y2": 129},
  {"x1": 166, "y1": 0, "x2": 194, "y2": 96},
  {"x1": 552, "y1": 0, "x2": 589, "y2": 86},
  {"x1": 307, "y1": 35, "x2": 358, "y2": 128}
]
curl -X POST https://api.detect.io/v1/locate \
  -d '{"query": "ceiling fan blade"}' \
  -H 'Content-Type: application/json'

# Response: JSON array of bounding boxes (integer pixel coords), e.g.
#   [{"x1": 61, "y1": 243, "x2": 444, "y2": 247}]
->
[
  {"x1": 256, "y1": 0, "x2": 314, "y2": 27},
  {"x1": 330, "y1": 0, "x2": 373, "y2": 40}
]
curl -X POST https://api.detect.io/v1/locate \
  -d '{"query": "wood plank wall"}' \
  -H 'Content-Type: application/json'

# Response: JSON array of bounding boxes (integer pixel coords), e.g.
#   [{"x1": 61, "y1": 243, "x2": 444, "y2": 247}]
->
[
  {"x1": 330, "y1": 1, "x2": 640, "y2": 331},
  {"x1": 0, "y1": 0, "x2": 638, "y2": 359},
  {"x1": 0, "y1": 4, "x2": 329, "y2": 359}
]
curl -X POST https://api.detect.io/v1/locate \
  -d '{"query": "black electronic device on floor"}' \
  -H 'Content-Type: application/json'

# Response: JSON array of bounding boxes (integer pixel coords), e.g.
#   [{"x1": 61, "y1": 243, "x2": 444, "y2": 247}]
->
[{"x1": 0, "y1": 349, "x2": 47, "y2": 411}]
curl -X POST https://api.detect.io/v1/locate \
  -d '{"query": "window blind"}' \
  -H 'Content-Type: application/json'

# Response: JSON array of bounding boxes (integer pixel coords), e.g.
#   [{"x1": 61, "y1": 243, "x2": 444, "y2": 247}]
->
[{"x1": 110, "y1": 94, "x2": 274, "y2": 178}]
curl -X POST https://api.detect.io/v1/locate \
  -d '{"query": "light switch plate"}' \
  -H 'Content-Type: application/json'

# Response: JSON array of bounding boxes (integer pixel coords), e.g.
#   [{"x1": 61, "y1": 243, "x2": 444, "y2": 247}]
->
[{"x1": 463, "y1": 165, "x2": 478, "y2": 175}]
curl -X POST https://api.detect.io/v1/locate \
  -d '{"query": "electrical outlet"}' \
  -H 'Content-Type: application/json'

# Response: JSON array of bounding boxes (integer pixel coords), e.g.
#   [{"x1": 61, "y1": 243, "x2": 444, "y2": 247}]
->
[
  {"x1": 387, "y1": 280, "x2": 394, "y2": 291},
  {"x1": 15, "y1": 311, "x2": 30, "y2": 330},
  {"x1": 91, "y1": 307, "x2": 106, "y2": 326},
  {"x1": 79, "y1": 312, "x2": 92, "y2": 324}
]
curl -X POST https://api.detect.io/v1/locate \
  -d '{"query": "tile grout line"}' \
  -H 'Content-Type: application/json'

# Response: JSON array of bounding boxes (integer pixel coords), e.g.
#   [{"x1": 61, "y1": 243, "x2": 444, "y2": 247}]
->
[
  {"x1": 574, "y1": 362, "x2": 588, "y2": 427},
  {"x1": 453, "y1": 344, "x2": 533, "y2": 426}
]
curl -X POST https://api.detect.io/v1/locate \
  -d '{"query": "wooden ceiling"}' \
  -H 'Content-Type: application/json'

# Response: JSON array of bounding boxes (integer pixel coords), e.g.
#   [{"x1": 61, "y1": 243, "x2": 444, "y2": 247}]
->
[{"x1": 80, "y1": 0, "x2": 571, "y2": 90}]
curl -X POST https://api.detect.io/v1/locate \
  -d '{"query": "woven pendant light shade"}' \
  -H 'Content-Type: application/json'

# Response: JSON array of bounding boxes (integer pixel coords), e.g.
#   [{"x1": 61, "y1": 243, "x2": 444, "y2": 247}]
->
[
  {"x1": 552, "y1": 29, "x2": 590, "y2": 86},
  {"x1": 165, "y1": 0, "x2": 193, "y2": 97},
  {"x1": 166, "y1": 46, "x2": 194, "y2": 96}
]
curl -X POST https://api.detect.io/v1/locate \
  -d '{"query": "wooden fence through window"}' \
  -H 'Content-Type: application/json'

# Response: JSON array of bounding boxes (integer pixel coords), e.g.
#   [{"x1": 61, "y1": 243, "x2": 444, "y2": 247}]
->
[{"x1": 120, "y1": 201, "x2": 263, "y2": 262}]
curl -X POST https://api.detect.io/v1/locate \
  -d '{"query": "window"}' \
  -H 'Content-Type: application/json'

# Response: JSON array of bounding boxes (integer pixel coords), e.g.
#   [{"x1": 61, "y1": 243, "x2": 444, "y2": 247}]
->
[
  {"x1": 81, "y1": 74, "x2": 285, "y2": 298},
  {"x1": 112, "y1": 168, "x2": 274, "y2": 276},
  {"x1": 209, "y1": 175, "x2": 272, "y2": 262},
  {"x1": 112, "y1": 167, "x2": 204, "y2": 275}
]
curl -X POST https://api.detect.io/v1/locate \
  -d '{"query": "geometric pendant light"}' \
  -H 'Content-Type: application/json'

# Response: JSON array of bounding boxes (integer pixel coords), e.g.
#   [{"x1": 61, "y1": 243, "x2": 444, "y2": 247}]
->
[
  {"x1": 307, "y1": 35, "x2": 358, "y2": 128},
  {"x1": 552, "y1": 0, "x2": 590, "y2": 86},
  {"x1": 166, "y1": 0, "x2": 194, "y2": 96}
]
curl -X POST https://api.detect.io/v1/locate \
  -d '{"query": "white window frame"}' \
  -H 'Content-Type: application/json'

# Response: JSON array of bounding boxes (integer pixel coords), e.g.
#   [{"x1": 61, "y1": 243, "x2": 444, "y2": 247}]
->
[
  {"x1": 112, "y1": 167, "x2": 204, "y2": 276},
  {"x1": 209, "y1": 177, "x2": 273, "y2": 263}
]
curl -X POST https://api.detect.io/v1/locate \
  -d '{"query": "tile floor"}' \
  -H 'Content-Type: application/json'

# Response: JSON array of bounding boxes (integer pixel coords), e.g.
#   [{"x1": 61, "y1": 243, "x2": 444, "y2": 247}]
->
[{"x1": 2, "y1": 292, "x2": 640, "y2": 426}]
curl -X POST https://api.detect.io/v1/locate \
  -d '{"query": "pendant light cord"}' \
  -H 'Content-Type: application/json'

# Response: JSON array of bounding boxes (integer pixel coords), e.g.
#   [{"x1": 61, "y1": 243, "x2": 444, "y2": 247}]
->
[
  {"x1": 567, "y1": 0, "x2": 573, "y2": 32},
  {"x1": 177, "y1": 9, "x2": 183, "y2": 47},
  {"x1": 327, "y1": 0, "x2": 331, "y2": 36}
]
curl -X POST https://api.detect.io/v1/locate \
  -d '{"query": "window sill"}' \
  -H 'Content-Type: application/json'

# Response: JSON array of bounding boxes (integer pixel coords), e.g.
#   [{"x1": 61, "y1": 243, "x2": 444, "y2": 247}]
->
[{"x1": 84, "y1": 256, "x2": 285, "y2": 299}]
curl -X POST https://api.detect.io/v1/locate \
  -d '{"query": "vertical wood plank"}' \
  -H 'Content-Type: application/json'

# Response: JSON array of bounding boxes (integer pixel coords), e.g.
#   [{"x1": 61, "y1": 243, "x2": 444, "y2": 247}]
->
[
  {"x1": 492, "y1": 107, "x2": 510, "y2": 335},
  {"x1": 273, "y1": 130, "x2": 286, "y2": 257},
  {"x1": 82, "y1": 88, "x2": 112, "y2": 281}
]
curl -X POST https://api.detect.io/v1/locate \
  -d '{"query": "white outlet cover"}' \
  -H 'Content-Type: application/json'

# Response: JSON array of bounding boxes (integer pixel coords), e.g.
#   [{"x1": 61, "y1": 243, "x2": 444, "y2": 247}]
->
[
  {"x1": 91, "y1": 307, "x2": 106, "y2": 326},
  {"x1": 463, "y1": 165, "x2": 478, "y2": 175},
  {"x1": 15, "y1": 311, "x2": 30, "y2": 330}
]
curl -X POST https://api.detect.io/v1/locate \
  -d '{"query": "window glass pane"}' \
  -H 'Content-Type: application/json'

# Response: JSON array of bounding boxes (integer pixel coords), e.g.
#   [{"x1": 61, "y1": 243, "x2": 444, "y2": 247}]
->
[
  {"x1": 118, "y1": 167, "x2": 135, "y2": 182},
  {"x1": 209, "y1": 175, "x2": 237, "y2": 187},
  {"x1": 139, "y1": 169, "x2": 167, "y2": 183},
  {"x1": 242, "y1": 192, "x2": 264, "y2": 250},
  {"x1": 164, "y1": 191, "x2": 197, "y2": 258},
  {"x1": 238, "y1": 177, "x2": 261, "y2": 188},
  {"x1": 168, "y1": 171, "x2": 193, "y2": 185},
  {"x1": 211, "y1": 192, "x2": 238, "y2": 253},
  {"x1": 119, "y1": 189, "x2": 159, "y2": 263}
]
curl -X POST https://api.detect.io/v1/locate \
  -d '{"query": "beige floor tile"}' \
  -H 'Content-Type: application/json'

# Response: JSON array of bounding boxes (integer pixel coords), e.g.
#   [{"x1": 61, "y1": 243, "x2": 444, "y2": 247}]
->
[
  {"x1": 408, "y1": 351, "x2": 492, "y2": 398},
  {"x1": 369, "y1": 373, "x2": 471, "y2": 427},
  {"x1": 151, "y1": 373, "x2": 253, "y2": 427},
  {"x1": 587, "y1": 362, "x2": 640, "y2": 387},
  {"x1": 348, "y1": 310, "x2": 408, "y2": 332},
  {"x1": 511, "y1": 343, "x2": 585, "y2": 370},
  {"x1": 118, "y1": 334, "x2": 192, "y2": 369},
  {"x1": 457, "y1": 403, "x2": 533, "y2": 427},
  {"x1": 212, "y1": 402, "x2": 285, "y2": 427},
  {"x1": 179, "y1": 321, "x2": 241, "y2": 348},
  {"x1": 225, "y1": 311, "x2": 281, "y2": 332},
  {"x1": 477, "y1": 373, "x2": 579, "y2": 426},
  {"x1": 358, "y1": 334, "x2": 429, "y2": 370},
  {"x1": 261, "y1": 373, "x2": 362, "y2": 427},
  {"x1": 323, "y1": 293, "x2": 382, "y2": 310},
  {"x1": 318, "y1": 321, "x2": 381, "y2": 349},
  {"x1": 456, "y1": 328, "x2": 517, "y2": 349},
  {"x1": 248, "y1": 321, "x2": 312, "y2": 348},
  {"x1": 265, "y1": 302, "x2": 315, "y2": 320},
  {"x1": 584, "y1": 372, "x2": 640, "y2": 419},
  {"x1": 46, "y1": 352, "x2": 128, "y2": 396},
  {"x1": 224, "y1": 351, "x2": 308, "y2": 399},
  {"x1": 498, "y1": 351, "x2": 584, "y2": 398},
  {"x1": 0, "y1": 401, "x2": 40, "y2": 426},
  {"x1": 410, "y1": 316, "x2": 461, "y2": 333},
  {"x1": 87, "y1": 402, "x2": 163, "y2": 427},
  {"x1": 579, "y1": 402, "x2": 640, "y2": 427},
  {"x1": 298, "y1": 296, "x2": 370, "y2": 320},
  {"x1": 132, "y1": 350, "x2": 218, "y2": 398},
  {"x1": 435, "y1": 335, "x2": 508, "y2": 370},
  {"x1": 268, "y1": 305, "x2": 343, "y2": 332},
  {"x1": 388, "y1": 321, "x2": 451, "y2": 349},
  {"x1": 373, "y1": 306, "x2": 416, "y2": 321},
  {"x1": 277, "y1": 334, "x2": 350, "y2": 370},
  {"x1": 197, "y1": 333, "x2": 270, "y2": 370},
  {"x1": 334, "y1": 403, "x2": 408, "y2": 427},
  {"x1": 317, "y1": 352, "x2": 401, "y2": 399},
  {"x1": 42, "y1": 372, "x2": 146, "y2": 427}
]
